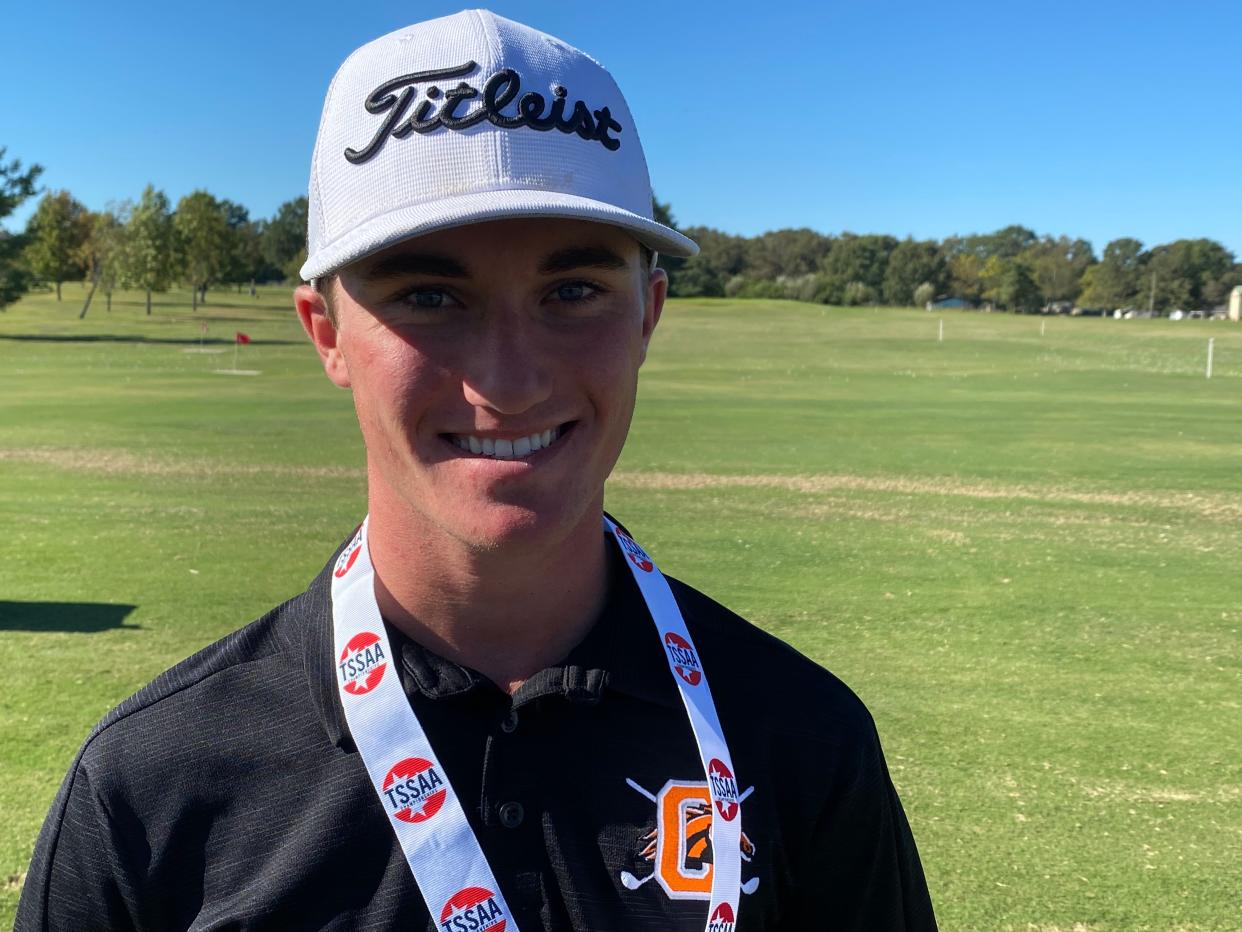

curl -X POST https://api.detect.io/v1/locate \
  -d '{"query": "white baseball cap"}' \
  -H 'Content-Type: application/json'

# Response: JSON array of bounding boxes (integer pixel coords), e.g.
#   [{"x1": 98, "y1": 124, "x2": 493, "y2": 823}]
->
[{"x1": 300, "y1": 9, "x2": 698, "y2": 281}]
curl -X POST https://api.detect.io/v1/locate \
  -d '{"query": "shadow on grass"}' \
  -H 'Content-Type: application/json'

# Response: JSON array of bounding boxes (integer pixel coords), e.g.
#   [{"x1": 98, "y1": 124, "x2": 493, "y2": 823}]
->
[
  {"x1": 0, "y1": 334, "x2": 297, "y2": 347},
  {"x1": 0, "y1": 601, "x2": 140, "y2": 632}
]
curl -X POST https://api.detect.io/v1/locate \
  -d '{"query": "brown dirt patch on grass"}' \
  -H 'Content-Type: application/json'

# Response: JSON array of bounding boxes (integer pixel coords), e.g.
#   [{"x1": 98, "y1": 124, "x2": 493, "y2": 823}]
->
[
  {"x1": 0, "y1": 447, "x2": 362, "y2": 480},
  {"x1": 609, "y1": 471, "x2": 1242, "y2": 523}
]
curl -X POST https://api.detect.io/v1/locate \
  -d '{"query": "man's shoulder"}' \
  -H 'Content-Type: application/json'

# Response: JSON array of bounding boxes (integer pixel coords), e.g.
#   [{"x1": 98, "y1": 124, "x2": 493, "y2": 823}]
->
[
  {"x1": 666, "y1": 574, "x2": 877, "y2": 746},
  {"x1": 75, "y1": 582, "x2": 326, "y2": 783}
]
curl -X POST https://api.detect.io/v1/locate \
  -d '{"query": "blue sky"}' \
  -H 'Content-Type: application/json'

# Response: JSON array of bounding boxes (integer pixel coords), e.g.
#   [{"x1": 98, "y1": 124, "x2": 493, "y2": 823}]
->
[{"x1": 3, "y1": 0, "x2": 1239, "y2": 256}]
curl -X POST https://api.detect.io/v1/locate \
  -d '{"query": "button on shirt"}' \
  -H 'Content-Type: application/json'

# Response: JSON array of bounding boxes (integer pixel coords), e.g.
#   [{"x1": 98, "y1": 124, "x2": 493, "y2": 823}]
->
[{"x1": 17, "y1": 536, "x2": 937, "y2": 931}]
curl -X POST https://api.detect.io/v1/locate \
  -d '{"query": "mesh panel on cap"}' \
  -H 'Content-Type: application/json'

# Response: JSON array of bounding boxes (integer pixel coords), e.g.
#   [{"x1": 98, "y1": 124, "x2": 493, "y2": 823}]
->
[{"x1": 301, "y1": 9, "x2": 697, "y2": 281}]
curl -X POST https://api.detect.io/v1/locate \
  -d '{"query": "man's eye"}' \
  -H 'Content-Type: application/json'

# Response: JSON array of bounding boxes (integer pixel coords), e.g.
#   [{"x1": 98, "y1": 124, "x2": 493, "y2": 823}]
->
[
  {"x1": 401, "y1": 289, "x2": 452, "y2": 309},
  {"x1": 554, "y1": 282, "x2": 596, "y2": 302}
]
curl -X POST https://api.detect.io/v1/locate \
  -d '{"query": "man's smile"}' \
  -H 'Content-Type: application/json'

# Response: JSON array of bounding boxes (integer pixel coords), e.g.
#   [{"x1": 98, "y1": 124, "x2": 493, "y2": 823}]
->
[{"x1": 441, "y1": 421, "x2": 576, "y2": 460}]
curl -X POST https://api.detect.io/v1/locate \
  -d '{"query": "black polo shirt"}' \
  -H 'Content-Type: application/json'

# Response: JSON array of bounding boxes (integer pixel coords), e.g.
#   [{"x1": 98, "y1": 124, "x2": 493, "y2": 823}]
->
[{"x1": 17, "y1": 532, "x2": 936, "y2": 931}]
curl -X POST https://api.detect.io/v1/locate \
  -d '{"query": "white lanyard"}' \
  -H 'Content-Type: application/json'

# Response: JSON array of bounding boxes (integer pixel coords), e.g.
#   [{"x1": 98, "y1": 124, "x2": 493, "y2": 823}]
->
[{"x1": 330, "y1": 515, "x2": 742, "y2": 932}]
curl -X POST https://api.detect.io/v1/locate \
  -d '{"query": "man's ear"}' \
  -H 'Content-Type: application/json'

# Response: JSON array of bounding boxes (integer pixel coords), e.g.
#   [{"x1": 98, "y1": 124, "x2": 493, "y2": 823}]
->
[
  {"x1": 294, "y1": 284, "x2": 351, "y2": 389},
  {"x1": 639, "y1": 266, "x2": 667, "y2": 366}
]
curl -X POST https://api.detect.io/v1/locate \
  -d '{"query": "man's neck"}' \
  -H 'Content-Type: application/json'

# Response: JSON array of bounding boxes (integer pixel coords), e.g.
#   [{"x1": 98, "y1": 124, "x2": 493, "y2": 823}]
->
[{"x1": 364, "y1": 499, "x2": 609, "y2": 695}]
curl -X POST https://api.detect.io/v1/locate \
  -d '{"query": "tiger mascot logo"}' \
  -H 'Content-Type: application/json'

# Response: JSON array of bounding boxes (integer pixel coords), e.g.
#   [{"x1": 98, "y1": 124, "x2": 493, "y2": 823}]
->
[{"x1": 621, "y1": 778, "x2": 760, "y2": 900}]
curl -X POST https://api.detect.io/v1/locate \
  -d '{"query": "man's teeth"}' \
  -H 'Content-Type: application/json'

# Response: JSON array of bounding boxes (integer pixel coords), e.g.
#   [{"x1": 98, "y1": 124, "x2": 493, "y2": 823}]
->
[{"x1": 452, "y1": 426, "x2": 562, "y2": 459}]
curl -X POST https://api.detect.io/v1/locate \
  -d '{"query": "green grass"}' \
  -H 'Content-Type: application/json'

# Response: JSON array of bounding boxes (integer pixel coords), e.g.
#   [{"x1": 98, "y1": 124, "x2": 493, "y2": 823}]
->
[{"x1": 3, "y1": 284, "x2": 1240, "y2": 930}]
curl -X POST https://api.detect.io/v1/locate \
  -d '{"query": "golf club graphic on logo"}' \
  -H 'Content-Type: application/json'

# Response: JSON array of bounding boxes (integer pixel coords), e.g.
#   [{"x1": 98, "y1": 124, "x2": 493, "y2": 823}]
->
[
  {"x1": 663, "y1": 632, "x2": 702, "y2": 687},
  {"x1": 380, "y1": 757, "x2": 447, "y2": 824},
  {"x1": 621, "y1": 777, "x2": 759, "y2": 901},
  {"x1": 438, "y1": 886, "x2": 507, "y2": 932},
  {"x1": 707, "y1": 759, "x2": 739, "y2": 822},
  {"x1": 338, "y1": 631, "x2": 388, "y2": 695},
  {"x1": 708, "y1": 903, "x2": 736, "y2": 932},
  {"x1": 334, "y1": 536, "x2": 363, "y2": 578},
  {"x1": 613, "y1": 526, "x2": 654, "y2": 572}
]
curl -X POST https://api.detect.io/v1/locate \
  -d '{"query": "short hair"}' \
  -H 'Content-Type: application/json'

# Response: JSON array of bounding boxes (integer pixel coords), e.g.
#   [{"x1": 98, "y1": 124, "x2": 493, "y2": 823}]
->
[{"x1": 313, "y1": 242, "x2": 654, "y2": 328}]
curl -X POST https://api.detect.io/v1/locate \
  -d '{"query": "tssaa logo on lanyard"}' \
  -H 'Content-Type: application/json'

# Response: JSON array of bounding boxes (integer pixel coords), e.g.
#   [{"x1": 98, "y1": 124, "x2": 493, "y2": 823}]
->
[{"x1": 330, "y1": 515, "x2": 743, "y2": 932}]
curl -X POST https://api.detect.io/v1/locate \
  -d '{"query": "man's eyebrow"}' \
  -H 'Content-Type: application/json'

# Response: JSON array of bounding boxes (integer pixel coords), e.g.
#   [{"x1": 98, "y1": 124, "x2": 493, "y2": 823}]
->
[
  {"x1": 538, "y1": 246, "x2": 630, "y2": 275},
  {"x1": 358, "y1": 253, "x2": 469, "y2": 281}
]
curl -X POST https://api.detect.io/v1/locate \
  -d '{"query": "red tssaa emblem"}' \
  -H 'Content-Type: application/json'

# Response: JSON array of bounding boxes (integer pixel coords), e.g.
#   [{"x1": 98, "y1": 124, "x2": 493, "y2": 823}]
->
[
  {"x1": 708, "y1": 758, "x2": 740, "y2": 822},
  {"x1": 381, "y1": 757, "x2": 447, "y2": 824},
  {"x1": 708, "y1": 903, "x2": 736, "y2": 932},
  {"x1": 334, "y1": 537, "x2": 363, "y2": 578},
  {"x1": 338, "y1": 631, "x2": 387, "y2": 695},
  {"x1": 664, "y1": 631, "x2": 702, "y2": 687},
  {"x1": 614, "y1": 526, "x2": 655, "y2": 573},
  {"x1": 439, "y1": 886, "x2": 507, "y2": 932}
]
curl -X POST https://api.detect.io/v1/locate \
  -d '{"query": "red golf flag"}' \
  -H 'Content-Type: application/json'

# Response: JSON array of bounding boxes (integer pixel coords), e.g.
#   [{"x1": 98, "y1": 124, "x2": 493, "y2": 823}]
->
[{"x1": 235, "y1": 332, "x2": 251, "y2": 345}]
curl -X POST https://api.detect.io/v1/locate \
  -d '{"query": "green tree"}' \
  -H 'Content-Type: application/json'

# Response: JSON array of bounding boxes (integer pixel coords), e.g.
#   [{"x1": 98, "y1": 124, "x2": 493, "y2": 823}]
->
[
  {"x1": 818, "y1": 234, "x2": 897, "y2": 305},
  {"x1": 666, "y1": 226, "x2": 747, "y2": 298},
  {"x1": 996, "y1": 260, "x2": 1041, "y2": 312},
  {"x1": 262, "y1": 196, "x2": 308, "y2": 283},
  {"x1": 76, "y1": 208, "x2": 126, "y2": 318},
  {"x1": 1204, "y1": 262, "x2": 1242, "y2": 309},
  {"x1": 175, "y1": 190, "x2": 231, "y2": 309},
  {"x1": 944, "y1": 250, "x2": 985, "y2": 304},
  {"x1": 883, "y1": 239, "x2": 946, "y2": 306},
  {"x1": 217, "y1": 200, "x2": 272, "y2": 292},
  {"x1": 972, "y1": 224, "x2": 1038, "y2": 259},
  {"x1": 25, "y1": 190, "x2": 90, "y2": 300},
  {"x1": 0, "y1": 148, "x2": 43, "y2": 310},
  {"x1": 1144, "y1": 239, "x2": 1236, "y2": 312},
  {"x1": 1020, "y1": 236, "x2": 1095, "y2": 304},
  {"x1": 842, "y1": 280, "x2": 876, "y2": 306},
  {"x1": 1077, "y1": 238, "x2": 1144, "y2": 309},
  {"x1": 652, "y1": 196, "x2": 676, "y2": 229},
  {"x1": 120, "y1": 185, "x2": 177, "y2": 315},
  {"x1": 743, "y1": 228, "x2": 833, "y2": 281}
]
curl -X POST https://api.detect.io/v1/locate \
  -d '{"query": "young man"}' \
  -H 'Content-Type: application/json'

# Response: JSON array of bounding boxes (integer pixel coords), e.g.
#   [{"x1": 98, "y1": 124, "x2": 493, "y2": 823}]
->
[{"x1": 18, "y1": 10, "x2": 936, "y2": 931}]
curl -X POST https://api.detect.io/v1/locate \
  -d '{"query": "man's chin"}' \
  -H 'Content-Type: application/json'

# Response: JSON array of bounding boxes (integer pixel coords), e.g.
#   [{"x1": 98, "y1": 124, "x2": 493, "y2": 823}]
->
[{"x1": 432, "y1": 497, "x2": 597, "y2": 554}]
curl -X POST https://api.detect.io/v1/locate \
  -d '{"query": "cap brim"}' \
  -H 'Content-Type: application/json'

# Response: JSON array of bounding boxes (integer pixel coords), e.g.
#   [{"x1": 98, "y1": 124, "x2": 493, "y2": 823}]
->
[{"x1": 300, "y1": 189, "x2": 698, "y2": 281}]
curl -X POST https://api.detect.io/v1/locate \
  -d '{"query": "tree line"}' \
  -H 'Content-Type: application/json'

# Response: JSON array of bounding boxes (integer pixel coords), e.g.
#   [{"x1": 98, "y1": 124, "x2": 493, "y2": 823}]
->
[
  {"x1": 654, "y1": 204, "x2": 1242, "y2": 314},
  {"x1": 2, "y1": 145, "x2": 1239, "y2": 318},
  {"x1": 0, "y1": 148, "x2": 308, "y2": 316}
]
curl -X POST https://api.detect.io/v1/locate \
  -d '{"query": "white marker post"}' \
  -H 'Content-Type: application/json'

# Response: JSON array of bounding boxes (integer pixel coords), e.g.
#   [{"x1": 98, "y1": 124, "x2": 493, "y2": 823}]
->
[
  {"x1": 1206, "y1": 337, "x2": 1215, "y2": 380},
  {"x1": 1041, "y1": 319, "x2": 1046, "y2": 337},
  {"x1": 938, "y1": 319, "x2": 944, "y2": 343}
]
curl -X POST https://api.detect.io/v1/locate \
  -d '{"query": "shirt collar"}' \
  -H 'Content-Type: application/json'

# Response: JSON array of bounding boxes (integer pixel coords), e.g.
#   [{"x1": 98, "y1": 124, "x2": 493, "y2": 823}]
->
[{"x1": 299, "y1": 527, "x2": 684, "y2": 751}]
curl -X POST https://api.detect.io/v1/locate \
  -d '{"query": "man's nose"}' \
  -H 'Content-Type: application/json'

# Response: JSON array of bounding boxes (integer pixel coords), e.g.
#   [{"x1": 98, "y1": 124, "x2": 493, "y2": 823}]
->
[{"x1": 460, "y1": 309, "x2": 554, "y2": 415}]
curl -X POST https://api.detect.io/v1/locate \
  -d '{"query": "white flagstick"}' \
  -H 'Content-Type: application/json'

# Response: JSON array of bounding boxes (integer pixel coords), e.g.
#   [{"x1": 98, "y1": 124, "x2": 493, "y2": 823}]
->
[
  {"x1": 1041, "y1": 319, "x2": 1046, "y2": 337},
  {"x1": 938, "y1": 319, "x2": 944, "y2": 343},
  {"x1": 1206, "y1": 337, "x2": 1214, "y2": 380}
]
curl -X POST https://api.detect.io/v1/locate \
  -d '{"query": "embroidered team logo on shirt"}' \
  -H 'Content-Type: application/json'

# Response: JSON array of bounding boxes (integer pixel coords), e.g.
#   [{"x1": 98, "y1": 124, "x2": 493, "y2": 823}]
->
[
  {"x1": 381, "y1": 757, "x2": 448, "y2": 824},
  {"x1": 621, "y1": 777, "x2": 760, "y2": 901},
  {"x1": 439, "y1": 886, "x2": 507, "y2": 932}
]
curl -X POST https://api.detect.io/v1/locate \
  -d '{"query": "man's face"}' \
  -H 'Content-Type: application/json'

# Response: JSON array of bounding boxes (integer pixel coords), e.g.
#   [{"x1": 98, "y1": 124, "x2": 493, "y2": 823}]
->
[{"x1": 296, "y1": 218, "x2": 665, "y2": 551}]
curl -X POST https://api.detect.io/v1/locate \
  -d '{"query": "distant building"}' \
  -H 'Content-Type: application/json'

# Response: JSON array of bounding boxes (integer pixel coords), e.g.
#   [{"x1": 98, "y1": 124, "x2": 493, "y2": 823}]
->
[{"x1": 927, "y1": 297, "x2": 972, "y2": 310}]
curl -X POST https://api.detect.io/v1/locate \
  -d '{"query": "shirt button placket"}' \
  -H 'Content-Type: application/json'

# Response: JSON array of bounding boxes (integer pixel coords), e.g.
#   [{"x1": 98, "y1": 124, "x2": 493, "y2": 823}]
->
[
  {"x1": 500, "y1": 709, "x2": 519, "y2": 734},
  {"x1": 498, "y1": 800, "x2": 524, "y2": 829}
]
